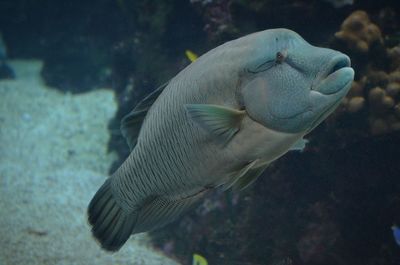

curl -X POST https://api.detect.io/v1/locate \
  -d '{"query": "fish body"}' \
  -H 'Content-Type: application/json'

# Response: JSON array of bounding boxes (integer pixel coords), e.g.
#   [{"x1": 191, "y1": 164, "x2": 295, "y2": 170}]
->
[{"x1": 88, "y1": 28, "x2": 354, "y2": 251}]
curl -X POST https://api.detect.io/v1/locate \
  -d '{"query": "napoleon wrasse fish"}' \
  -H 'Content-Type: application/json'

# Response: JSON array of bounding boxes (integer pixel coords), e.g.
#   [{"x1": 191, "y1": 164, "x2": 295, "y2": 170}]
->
[{"x1": 87, "y1": 28, "x2": 354, "y2": 251}]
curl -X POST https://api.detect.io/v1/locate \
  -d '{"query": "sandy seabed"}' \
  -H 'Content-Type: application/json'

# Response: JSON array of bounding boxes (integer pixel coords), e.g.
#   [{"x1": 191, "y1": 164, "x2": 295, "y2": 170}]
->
[{"x1": 0, "y1": 60, "x2": 179, "y2": 265}]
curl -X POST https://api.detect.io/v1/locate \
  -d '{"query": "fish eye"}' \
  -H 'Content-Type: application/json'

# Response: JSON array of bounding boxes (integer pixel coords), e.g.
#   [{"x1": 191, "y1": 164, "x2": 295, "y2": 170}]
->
[{"x1": 276, "y1": 52, "x2": 285, "y2": 64}]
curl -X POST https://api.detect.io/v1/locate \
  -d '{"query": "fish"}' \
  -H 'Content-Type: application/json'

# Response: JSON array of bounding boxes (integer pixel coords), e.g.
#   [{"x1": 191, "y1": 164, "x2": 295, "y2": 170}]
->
[
  {"x1": 192, "y1": 253, "x2": 208, "y2": 265},
  {"x1": 392, "y1": 225, "x2": 400, "y2": 246},
  {"x1": 185, "y1": 49, "x2": 199, "y2": 62},
  {"x1": 87, "y1": 28, "x2": 354, "y2": 252}
]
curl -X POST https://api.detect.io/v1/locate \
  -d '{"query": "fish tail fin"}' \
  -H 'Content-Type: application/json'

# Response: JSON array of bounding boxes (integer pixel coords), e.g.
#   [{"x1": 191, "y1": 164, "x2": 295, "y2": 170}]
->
[{"x1": 87, "y1": 178, "x2": 137, "y2": 252}]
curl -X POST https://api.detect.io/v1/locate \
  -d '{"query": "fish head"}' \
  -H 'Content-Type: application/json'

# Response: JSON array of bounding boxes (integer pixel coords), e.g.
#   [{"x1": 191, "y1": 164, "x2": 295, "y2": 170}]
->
[{"x1": 240, "y1": 29, "x2": 354, "y2": 134}]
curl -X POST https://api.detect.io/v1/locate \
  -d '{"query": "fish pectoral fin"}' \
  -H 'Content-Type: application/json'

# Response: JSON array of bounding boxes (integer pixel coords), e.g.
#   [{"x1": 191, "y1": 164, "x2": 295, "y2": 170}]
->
[
  {"x1": 232, "y1": 162, "x2": 269, "y2": 191},
  {"x1": 132, "y1": 189, "x2": 209, "y2": 234},
  {"x1": 121, "y1": 81, "x2": 169, "y2": 150},
  {"x1": 185, "y1": 104, "x2": 246, "y2": 145},
  {"x1": 289, "y1": 138, "x2": 309, "y2": 152},
  {"x1": 223, "y1": 160, "x2": 259, "y2": 191}
]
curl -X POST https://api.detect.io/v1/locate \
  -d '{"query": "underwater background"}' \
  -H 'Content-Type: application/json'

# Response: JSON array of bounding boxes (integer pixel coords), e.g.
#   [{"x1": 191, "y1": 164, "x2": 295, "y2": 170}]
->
[{"x1": 0, "y1": 0, "x2": 400, "y2": 264}]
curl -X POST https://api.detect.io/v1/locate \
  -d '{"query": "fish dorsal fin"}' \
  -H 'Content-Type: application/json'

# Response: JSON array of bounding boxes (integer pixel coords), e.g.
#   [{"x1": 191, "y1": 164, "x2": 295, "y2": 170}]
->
[
  {"x1": 132, "y1": 189, "x2": 209, "y2": 234},
  {"x1": 232, "y1": 162, "x2": 269, "y2": 191},
  {"x1": 185, "y1": 104, "x2": 246, "y2": 145},
  {"x1": 121, "y1": 82, "x2": 169, "y2": 150}
]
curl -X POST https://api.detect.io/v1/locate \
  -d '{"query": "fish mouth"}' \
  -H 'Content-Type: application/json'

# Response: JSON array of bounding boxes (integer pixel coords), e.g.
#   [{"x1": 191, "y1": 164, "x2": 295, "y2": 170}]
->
[
  {"x1": 306, "y1": 91, "x2": 345, "y2": 132},
  {"x1": 312, "y1": 55, "x2": 353, "y2": 95},
  {"x1": 326, "y1": 55, "x2": 351, "y2": 76}
]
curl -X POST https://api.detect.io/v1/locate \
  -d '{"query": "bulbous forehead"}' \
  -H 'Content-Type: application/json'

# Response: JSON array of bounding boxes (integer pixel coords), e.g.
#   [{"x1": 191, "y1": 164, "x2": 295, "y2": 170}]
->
[
  {"x1": 249, "y1": 28, "x2": 308, "y2": 51},
  {"x1": 235, "y1": 28, "x2": 311, "y2": 72},
  {"x1": 262, "y1": 28, "x2": 305, "y2": 43}
]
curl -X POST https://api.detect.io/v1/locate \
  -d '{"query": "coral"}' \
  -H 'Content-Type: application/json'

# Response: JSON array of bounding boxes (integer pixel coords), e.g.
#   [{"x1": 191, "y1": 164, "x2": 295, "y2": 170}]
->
[
  {"x1": 334, "y1": 10, "x2": 383, "y2": 54},
  {"x1": 347, "y1": 96, "x2": 365, "y2": 113},
  {"x1": 339, "y1": 67, "x2": 400, "y2": 135},
  {"x1": 332, "y1": 10, "x2": 400, "y2": 136}
]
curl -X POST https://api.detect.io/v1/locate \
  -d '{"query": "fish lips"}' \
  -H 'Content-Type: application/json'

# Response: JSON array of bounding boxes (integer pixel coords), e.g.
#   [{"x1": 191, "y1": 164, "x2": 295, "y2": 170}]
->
[
  {"x1": 310, "y1": 65, "x2": 354, "y2": 115},
  {"x1": 313, "y1": 55, "x2": 353, "y2": 95},
  {"x1": 305, "y1": 67, "x2": 354, "y2": 132},
  {"x1": 314, "y1": 66, "x2": 354, "y2": 95}
]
